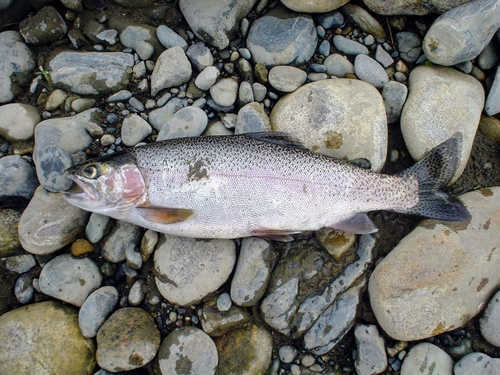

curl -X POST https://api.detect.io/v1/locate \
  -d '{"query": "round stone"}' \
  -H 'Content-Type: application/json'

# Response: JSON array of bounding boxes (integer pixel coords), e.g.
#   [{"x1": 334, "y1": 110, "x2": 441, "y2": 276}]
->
[
  {"x1": 34, "y1": 145, "x2": 73, "y2": 192},
  {"x1": 158, "y1": 327, "x2": 218, "y2": 375},
  {"x1": 400, "y1": 343, "x2": 453, "y2": 374},
  {"x1": 96, "y1": 307, "x2": 160, "y2": 372},
  {"x1": 0, "y1": 103, "x2": 39, "y2": 141},
  {"x1": 78, "y1": 286, "x2": 118, "y2": 338}
]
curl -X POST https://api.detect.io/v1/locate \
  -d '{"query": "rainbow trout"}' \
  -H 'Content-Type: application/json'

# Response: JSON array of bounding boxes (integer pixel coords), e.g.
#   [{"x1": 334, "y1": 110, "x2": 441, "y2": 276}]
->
[{"x1": 63, "y1": 132, "x2": 469, "y2": 241}]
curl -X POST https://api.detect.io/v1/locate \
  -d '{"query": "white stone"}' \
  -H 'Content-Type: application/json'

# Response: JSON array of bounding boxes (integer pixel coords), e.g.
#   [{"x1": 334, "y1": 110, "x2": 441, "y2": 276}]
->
[{"x1": 0, "y1": 103, "x2": 40, "y2": 141}]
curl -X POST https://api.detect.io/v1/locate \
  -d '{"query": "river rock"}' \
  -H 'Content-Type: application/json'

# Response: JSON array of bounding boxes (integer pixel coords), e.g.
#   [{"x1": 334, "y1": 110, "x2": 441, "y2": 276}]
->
[
  {"x1": 268, "y1": 66, "x2": 307, "y2": 92},
  {"x1": 96, "y1": 307, "x2": 160, "y2": 372},
  {"x1": 39, "y1": 253, "x2": 102, "y2": 306},
  {"x1": 354, "y1": 324, "x2": 388, "y2": 375},
  {"x1": 179, "y1": 0, "x2": 257, "y2": 50},
  {"x1": 354, "y1": 54, "x2": 388, "y2": 88},
  {"x1": 401, "y1": 343, "x2": 453, "y2": 374},
  {"x1": 485, "y1": 66, "x2": 500, "y2": 116},
  {"x1": 34, "y1": 108, "x2": 103, "y2": 157},
  {"x1": 48, "y1": 51, "x2": 133, "y2": 95},
  {"x1": 270, "y1": 79, "x2": 387, "y2": 172},
  {"x1": 157, "y1": 106, "x2": 208, "y2": 141},
  {"x1": 369, "y1": 187, "x2": 500, "y2": 341},
  {"x1": 101, "y1": 221, "x2": 143, "y2": 263},
  {"x1": 0, "y1": 300, "x2": 96, "y2": 375},
  {"x1": 235, "y1": 102, "x2": 271, "y2": 134},
  {"x1": 479, "y1": 290, "x2": 500, "y2": 347},
  {"x1": 0, "y1": 31, "x2": 35, "y2": 103},
  {"x1": 156, "y1": 25, "x2": 188, "y2": 50},
  {"x1": 0, "y1": 103, "x2": 39, "y2": 141},
  {"x1": 454, "y1": 352, "x2": 500, "y2": 375},
  {"x1": 281, "y1": 0, "x2": 349, "y2": 12},
  {"x1": 400, "y1": 66, "x2": 483, "y2": 183},
  {"x1": 210, "y1": 78, "x2": 238, "y2": 107},
  {"x1": 158, "y1": 327, "x2": 218, "y2": 375},
  {"x1": 324, "y1": 53, "x2": 354, "y2": 77},
  {"x1": 79, "y1": 286, "x2": 119, "y2": 338},
  {"x1": 148, "y1": 97, "x2": 184, "y2": 131},
  {"x1": 247, "y1": 6, "x2": 317, "y2": 67},
  {"x1": 34, "y1": 145, "x2": 73, "y2": 192},
  {"x1": 396, "y1": 31, "x2": 422, "y2": 64},
  {"x1": 423, "y1": 0, "x2": 500, "y2": 66},
  {"x1": 195, "y1": 66, "x2": 220, "y2": 91},
  {"x1": 341, "y1": 3, "x2": 386, "y2": 39},
  {"x1": 186, "y1": 43, "x2": 214, "y2": 71},
  {"x1": 363, "y1": 0, "x2": 471, "y2": 15},
  {"x1": 19, "y1": 6, "x2": 67, "y2": 45},
  {"x1": 151, "y1": 46, "x2": 192, "y2": 96},
  {"x1": 215, "y1": 325, "x2": 272, "y2": 375},
  {"x1": 332, "y1": 35, "x2": 369, "y2": 55},
  {"x1": 231, "y1": 237, "x2": 275, "y2": 307},
  {"x1": 382, "y1": 81, "x2": 408, "y2": 124},
  {"x1": 121, "y1": 114, "x2": 152, "y2": 146},
  {"x1": 120, "y1": 24, "x2": 159, "y2": 61},
  {"x1": 200, "y1": 295, "x2": 251, "y2": 336},
  {"x1": 18, "y1": 186, "x2": 89, "y2": 255},
  {"x1": 154, "y1": 235, "x2": 236, "y2": 306},
  {"x1": 0, "y1": 155, "x2": 38, "y2": 202}
]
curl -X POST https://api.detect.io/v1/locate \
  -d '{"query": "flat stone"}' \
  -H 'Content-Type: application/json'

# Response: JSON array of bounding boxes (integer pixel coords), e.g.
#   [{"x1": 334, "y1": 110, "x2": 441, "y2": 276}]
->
[
  {"x1": 400, "y1": 343, "x2": 453, "y2": 374},
  {"x1": 270, "y1": 79, "x2": 387, "y2": 172},
  {"x1": 423, "y1": 0, "x2": 500, "y2": 66},
  {"x1": 186, "y1": 43, "x2": 214, "y2": 71},
  {"x1": 39, "y1": 253, "x2": 102, "y2": 306},
  {"x1": 96, "y1": 307, "x2": 160, "y2": 372},
  {"x1": 332, "y1": 35, "x2": 369, "y2": 55},
  {"x1": 154, "y1": 234, "x2": 236, "y2": 306},
  {"x1": 369, "y1": 187, "x2": 500, "y2": 341},
  {"x1": 200, "y1": 295, "x2": 250, "y2": 337},
  {"x1": 396, "y1": 32, "x2": 422, "y2": 63},
  {"x1": 78, "y1": 286, "x2": 118, "y2": 338},
  {"x1": 48, "y1": 51, "x2": 134, "y2": 95},
  {"x1": 19, "y1": 6, "x2": 67, "y2": 45},
  {"x1": 148, "y1": 97, "x2": 184, "y2": 131},
  {"x1": 324, "y1": 53, "x2": 354, "y2": 77},
  {"x1": 179, "y1": 0, "x2": 257, "y2": 50},
  {"x1": 0, "y1": 301, "x2": 96, "y2": 375},
  {"x1": 0, "y1": 31, "x2": 35, "y2": 104},
  {"x1": 19, "y1": 186, "x2": 89, "y2": 255},
  {"x1": 400, "y1": 66, "x2": 484, "y2": 183},
  {"x1": 268, "y1": 66, "x2": 307, "y2": 92},
  {"x1": 157, "y1": 106, "x2": 208, "y2": 141},
  {"x1": 247, "y1": 5, "x2": 317, "y2": 67},
  {"x1": 0, "y1": 103, "x2": 39, "y2": 141},
  {"x1": 158, "y1": 327, "x2": 218, "y2": 375},
  {"x1": 151, "y1": 46, "x2": 192, "y2": 96},
  {"x1": 195, "y1": 66, "x2": 220, "y2": 91},
  {"x1": 382, "y1": 80, "x2": 408, "y2": 124}
]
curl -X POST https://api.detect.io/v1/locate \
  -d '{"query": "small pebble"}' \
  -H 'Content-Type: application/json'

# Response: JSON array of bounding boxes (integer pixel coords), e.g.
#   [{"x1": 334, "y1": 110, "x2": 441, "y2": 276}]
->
[
  {"x1": 217, "y1": 293, "x2": 232, "y2": 312},
  {"x1": 279, "y1": 345, "x2": 297, "y2": 364},
  {"x1": 71, "y1": 238, "x2": 94, "y2": 256}
]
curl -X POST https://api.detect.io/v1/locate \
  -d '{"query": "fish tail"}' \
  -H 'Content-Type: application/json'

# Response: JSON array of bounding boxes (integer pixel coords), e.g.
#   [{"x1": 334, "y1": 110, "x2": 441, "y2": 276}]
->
[{"x1": 396, "y1": 133, "x2": 470, "y2": 221}]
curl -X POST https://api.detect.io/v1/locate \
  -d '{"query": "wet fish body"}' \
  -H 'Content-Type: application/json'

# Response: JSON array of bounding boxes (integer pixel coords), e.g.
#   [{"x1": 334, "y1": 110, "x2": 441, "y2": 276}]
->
[{"x1": 63, "y1": 133, "x2": 469, "y2": 240}]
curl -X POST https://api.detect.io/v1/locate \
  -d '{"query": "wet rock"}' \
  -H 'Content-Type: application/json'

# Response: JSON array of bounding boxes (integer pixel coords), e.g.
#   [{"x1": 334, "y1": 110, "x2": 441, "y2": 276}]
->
[
  {"x1": 400, "y1": 343, "x2": 453, "y2": 374},
  {"x1": 14, "y1": 273, "x2": 33, "y2": 304},
  {"x1": 479, "y1": 290, "x2": 500, "y2": 347},
  {"x1": 354, "y1": 54, "x2": 388, "y2": 88},
  {"x1": 158, "y1": 327, "x2": 218, "y2": 375},
  {"x1": 0, "y1": 209, "x2": 22, "y2": 257},
  {"x1": 19, "y1": 6, "x2": 67, "y2": 45},
  {"x1": 179, "y1": 0, "x2": 257, "y2": 50},
  {"x1": 303, "y1": 278, "x2": 366, "y2": 354},
  {"x1": 332, "y1": 35, "x2": 369, "y2": 55},
  {"x1": 235, "y1": 102, "x2": 271, "y2": 134},
  {"x1": 270, "y1": 79, "x2": 387, "y2": 172},
  {"x1": 231, "y1": 237, "x2": 275, "y2": 307},
  {"x1": 157, "y1": 25, "x2": 188, "y2": 50},
  {"x1": 268, "y1": 66, "x2": 307, "y2": 92},
  {"x1": 341, "y1": 3, "x2": 386, "y2": 39},
  {"x1": 215, "y1": 325, "x2": 272, "y2": 375},
  {"x1": 0, "y1": 300, "x2": 96, "y2": 375},
  {"x1": 154, "y1": 235, "x2": 236, "y2": 306},
  {"x1": 261, "y1": 235, "x2": 374, "y2": 338},
  {"x1": 485, "y1": 66, "x2": 500, "y2": 116},
  {"x1": 477, "y1": 41, "x2": 499, "y2": 70},
  {"x1": 454, "y1": 352, "x2": 500, "y2": 375},
  {"x1": 78, "y1": 286, "x2": 118, "y2": 338},
  {"x1": 382, "y1": 81, "x2": 408, "y2": 124},
  {"x1": 151, "y1": 46, "x2": 192, "y2": 96},
  {"x1": 247, "y1": 6, "x2": 317, "y2": 67},
  {"x1": 363, "y1": 0, "x2": 471, "y2": 15},
  {"x1": 423, "y1": 0, "x2": 500, "y2": 66},
  {"x1": 0, "y1": 31, "x2": 35, "y2": 104},
  {"x1": 396, "y1": 31, "x2": 422, "y2": 64},
  {"x1": 157, "y1": 106, "x2": 208, "y2": 141},
  {"x1": 354, "y1": 324, "x2": 388, "y2": 375},
  {"x1": 281, "y1": 0, "x2": 349, "y2": 12},
  {"x1": 0, "y1": 155, "x2": 38, "y2": 202},
  {"x1": 39, "y1": 253, "x2": 102, "y2": 306},
  {"x1": 34, "y1": 109, "x2": 103, "y2": 157},
  {"x1": 19, "y1": 186, "x2": 89, "y2": 255},
  {"x1": 121, "y1": 114, "x2": 152, "y2": 146},
  {"x1": 96, "y1": 307, "x2": 160, "y2": 372},
  {"x1": 0, "y1": 103, "x2": 39, "y2": 141},
  {"x1": 400, "y1": 66, "x2": 484, "y2": 183},
  {"x1": 34, "y1": 145, "x2": 73, "y2": 192},
  {"x1": 369, "y1": 187, "x2": 500, "y2": 341},
  {"x1": 48, "y1": 51, "x2": 134, "y2": 95},
  {"x1": 200, "y1": 295, "x2": 250, "y2": 336},
  {"x1": 101, "y1": 221, "x2": 143, "y2": 263}
]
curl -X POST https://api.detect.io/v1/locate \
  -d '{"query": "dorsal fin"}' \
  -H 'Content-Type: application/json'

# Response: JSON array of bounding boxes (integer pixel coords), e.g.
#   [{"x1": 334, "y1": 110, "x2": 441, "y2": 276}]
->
[{"x1": 244, "y1": 132, "x2": 308, "y2": 150}]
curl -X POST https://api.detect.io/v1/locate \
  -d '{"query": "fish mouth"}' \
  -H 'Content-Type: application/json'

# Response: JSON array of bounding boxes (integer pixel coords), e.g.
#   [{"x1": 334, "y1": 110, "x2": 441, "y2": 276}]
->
[{"x1": 64, "y1": 175, "x2": 99, "y2": 201}]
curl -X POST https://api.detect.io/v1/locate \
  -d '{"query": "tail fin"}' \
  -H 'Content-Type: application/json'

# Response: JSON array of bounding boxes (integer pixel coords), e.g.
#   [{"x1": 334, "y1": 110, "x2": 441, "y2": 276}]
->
[{"x1": 397, "y1": 134, "x2": 470, "y2": 221}]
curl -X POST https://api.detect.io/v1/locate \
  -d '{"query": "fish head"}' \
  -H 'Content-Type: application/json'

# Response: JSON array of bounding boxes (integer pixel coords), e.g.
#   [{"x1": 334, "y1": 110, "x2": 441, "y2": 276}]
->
[{"x1": 63, "y1": 153, "x2": 147, "y2": 214}]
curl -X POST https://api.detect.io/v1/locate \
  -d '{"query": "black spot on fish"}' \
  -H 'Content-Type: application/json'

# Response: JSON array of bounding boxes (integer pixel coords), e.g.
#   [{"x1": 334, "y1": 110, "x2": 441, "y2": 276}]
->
[{"x1": 187, "y1": 158, "x2": 210, "y2": 181}]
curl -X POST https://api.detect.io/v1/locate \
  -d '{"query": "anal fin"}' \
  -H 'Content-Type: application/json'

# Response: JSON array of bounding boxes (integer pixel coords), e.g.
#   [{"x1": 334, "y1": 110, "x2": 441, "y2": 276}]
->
[
  {"x1": 329, "y1": 213, "x2": 378, "y2": 234},
  {"x1": 136, "y1": 207, "x2": 194, "y2": 224},
  {"x1": 251, "y1": 229, "x2": 301, "y2": 242}
]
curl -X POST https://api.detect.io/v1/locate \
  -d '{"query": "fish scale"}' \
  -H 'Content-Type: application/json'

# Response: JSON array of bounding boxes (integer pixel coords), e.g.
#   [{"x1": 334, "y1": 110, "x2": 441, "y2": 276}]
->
[{"x1": 64, "y1": 132, "x2": 470, "y2": 241}]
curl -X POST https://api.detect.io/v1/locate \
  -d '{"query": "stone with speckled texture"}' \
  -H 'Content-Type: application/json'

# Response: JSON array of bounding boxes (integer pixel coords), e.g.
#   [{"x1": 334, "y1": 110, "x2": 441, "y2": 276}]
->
[{"x1": 369, "y1": 187, "x2": 500, "y2": 341}]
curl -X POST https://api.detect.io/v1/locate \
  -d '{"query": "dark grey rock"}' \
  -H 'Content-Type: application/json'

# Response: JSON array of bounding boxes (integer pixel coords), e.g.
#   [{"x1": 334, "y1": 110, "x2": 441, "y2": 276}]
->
[
  {"x1": 79, "y1": 286, "x2": 119, "y2": 338},
  {"x1": 0, "y1": 155, "x2": 38, "y2": 201},
  {"x1": 314, "y1": 10, "x2": 344, "y2": 29},
  {"x1": 485, "y1": 65, "x2": 500, "y2": 116},
  {"x1": 186, "y1": 43, "x2": 214, "y2": 71},
  {"x1": 396, "y1": 31, "x2": 422, "y2": 63},
  {"x1": 19, "y1": 6, "x2": 67, "y2": 45},
  {"x1": 333, "y1": 35, "x2": 369, "y2": 55},
  {"x1": 34, "y1": 145, "x2": 73, "y2": 192},
  {"x1": 235, "y1": 102, "x2": 271, "y2": 135}
]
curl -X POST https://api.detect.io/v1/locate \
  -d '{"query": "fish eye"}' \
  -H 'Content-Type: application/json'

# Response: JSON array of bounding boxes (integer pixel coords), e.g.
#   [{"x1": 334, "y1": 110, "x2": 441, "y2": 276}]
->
[{"x1": 82, "y1": 165, "x2": 99, "y2": 179}]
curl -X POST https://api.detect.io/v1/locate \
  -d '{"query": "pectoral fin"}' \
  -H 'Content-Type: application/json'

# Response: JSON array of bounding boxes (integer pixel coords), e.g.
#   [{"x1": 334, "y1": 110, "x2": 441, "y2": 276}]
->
[
  {"x1": 136, "y1": 207, "x2": 194, "y2": 224},
  {"x1": 329, "y1": 213, "x2": 378, "y2": 234},
  {"x1": 251, "y1": 229, "x2": 301, "y2": 242}
]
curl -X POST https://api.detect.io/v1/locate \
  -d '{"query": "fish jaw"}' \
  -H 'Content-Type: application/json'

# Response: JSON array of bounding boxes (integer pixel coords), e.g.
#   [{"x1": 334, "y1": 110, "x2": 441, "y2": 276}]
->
[{"x1": 63, "y1": 175, "x2": 110, "y2": 213}]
